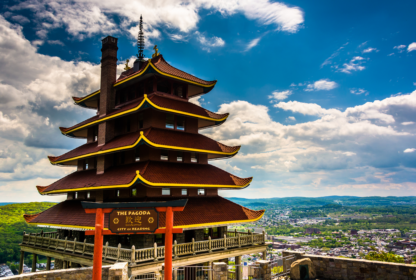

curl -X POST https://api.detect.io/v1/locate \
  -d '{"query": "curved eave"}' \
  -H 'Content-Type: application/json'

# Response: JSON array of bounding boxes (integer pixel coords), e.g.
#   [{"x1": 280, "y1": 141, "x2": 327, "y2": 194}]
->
[
  {"x1": 59, "y1": 94, "x2": 229, "y2": 136},
  {"x1": 38, "y1": 171, "x2": 252, "y2": 195},
  {"x1": 25, "y1": 211, "x2": 265, "y2": 230},
  {"x1": 114, "y1": 59, "x2": 217, "y2": 90},
  {"x1": 49, "y1": 131, "x2": 240, "y2": 165},
  {"x1": 72, "y1": 90, "x2": 100, "y2": 109}
]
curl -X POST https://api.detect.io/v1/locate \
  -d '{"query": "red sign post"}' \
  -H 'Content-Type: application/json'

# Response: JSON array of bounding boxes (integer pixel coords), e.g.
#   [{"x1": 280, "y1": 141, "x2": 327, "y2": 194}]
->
[{"x1": 82, "y1": 200, "x2": 187, "y2": 280}]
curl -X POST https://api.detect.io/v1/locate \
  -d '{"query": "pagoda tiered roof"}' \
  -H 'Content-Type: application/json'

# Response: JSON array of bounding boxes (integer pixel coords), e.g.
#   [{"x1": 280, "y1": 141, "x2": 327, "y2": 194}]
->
[
  {"x1": 62, "y1": 93, "x2": 228, "y2": 137},
  {"x1": 73, "y1": 55, "x2": 216, "y2": 109},
  {"x1": 24, "y1": 197, "x2": 264, "y2": 230},
  {"x1": 37, "y1": 161, "x2": 252, "y2": 194},
  {"x1": 49, "y1": 127, "x2": 240, "y2": 165}
]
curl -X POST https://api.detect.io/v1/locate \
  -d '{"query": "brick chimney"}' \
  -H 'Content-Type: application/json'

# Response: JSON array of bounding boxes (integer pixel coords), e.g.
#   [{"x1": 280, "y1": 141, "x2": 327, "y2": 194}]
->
[{"x1": 99, "y1": 36, "x2": 118, "y2": 116}]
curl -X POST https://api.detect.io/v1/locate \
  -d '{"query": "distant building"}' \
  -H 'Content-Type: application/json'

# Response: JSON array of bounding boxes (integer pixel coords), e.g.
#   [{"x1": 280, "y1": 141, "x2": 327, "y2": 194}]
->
[
  {"x1": 305, "y1": 228, "x2": 321, "y2": 234},
  {"x1": 351, "y1": 229, "x2": 358, "y2": 235}
]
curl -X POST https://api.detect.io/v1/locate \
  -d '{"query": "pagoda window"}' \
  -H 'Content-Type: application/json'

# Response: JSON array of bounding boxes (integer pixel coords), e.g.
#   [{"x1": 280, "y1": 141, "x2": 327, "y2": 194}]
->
[
  {"x1": 115, "y1": 153, "x2": 125, "y2": 166},
  {"x1": 157, "y1": 78, "x2": 170, "y2": 93},
  {"x1": 212, "y1": 227, "x2": 219, "y2": 238},
  {"x1": 132, "y1": 188, "x2": 137, "y2": 196},
  {"x1": 162, "y1": 188, "x2": 170, "y2": 195},
  {"x1": 204, "y1": 228, "x2": 210, "y2": 240},
  {"x1": 85, "y1": 163, "x2": 89, "y2": 169},
  {"x1": 181, "y1": 188, "x2": 187, "y2": 195},
  {"x1": 87, "y1": 192, "x2": 91, "y2": 199},
  {"x1": 117, "y1": 190, "x2": 120, "y2": 197},
  {"x1": 75, "y1": 192, "x2": 78, "y2": 199},
  {"x1": 145, "y1": 77, "x2": 154, "y2": 94},
  {"x1": 135, "y1": 148, "x2": 140, "y2": 162},
  {"x1": 155, "y1": 234, "x2": 164, "y2": 246},
  {"x1": 93, "y1": 126, "x2": 98, "y2": 142},
  {"x1": 138, "y1": 113, "x2": 143, "y2": 129},
  {"x1": 197, "y1": 189, "x2": 205, "y2": 196},
  {"x1": 126, "y1": 118, "x2": 131, "y2": 133},
  {"x1": 177, "y1": 116, "x2": 185, "y2": 131},
  {"x1": 174, "y1": 83, "x2": 184, "y2": 98},
  {"x1": 191, "y1": 152, "x2": 198, "y2": 163},
  {"x1": 128, "y1": 90, "x2": 134, "y2": 101},
  {"x1": 161, "y1": 150, "x2": 169, "y2": 161},
  {"x1": 177, "y1": 152, "x2": 183, "y2": 162},
  {"x1": 166, "y1": 114, "x2": 175, "y2": 129},
  {"x1": 135, "y1": 83, "x2": 145, "y2": 99}
]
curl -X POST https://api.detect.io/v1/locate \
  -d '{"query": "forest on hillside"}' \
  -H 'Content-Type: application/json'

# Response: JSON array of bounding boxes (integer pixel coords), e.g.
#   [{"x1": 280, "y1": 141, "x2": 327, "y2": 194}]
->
[{"x1": 0, "y1": 202, "x2": 55, "y2": 263}]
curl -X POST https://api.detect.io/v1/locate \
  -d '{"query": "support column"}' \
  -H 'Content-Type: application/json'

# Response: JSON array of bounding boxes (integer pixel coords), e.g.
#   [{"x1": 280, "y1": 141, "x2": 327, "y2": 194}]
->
[
  {"x1": 263, "y1": 250, "x2": 267, "y2": 260},
  {"x1": 63, "y1": 261, "x2": 68, "y2": 269},
  {"x1": 255, "y1": 260, "x2": 271, "y2": 280},
  {"x1": 46, "y1": 257, "x2": 51, "y2": 270},
  {"x1": 31, "y1": 253, "x2": 37, "y2": 272},
  {"x1": 212, "y1": 262, "x2": 227, "y2": 280},
  {"x1": 208, "y1": 261, "x2": 213, "y2": 280},
  {"x1": 18, "y1": 251, "x2": 24, "y2": 274},
  {"x1": 164, "y1": 207, "x2": 173, "y2": 280},
  {"x1": 93, "y1": 208, "x2": 104, "y2": 280},
  {"x1": 235, "y1": 256, "x2": 242, "y2": 280}
]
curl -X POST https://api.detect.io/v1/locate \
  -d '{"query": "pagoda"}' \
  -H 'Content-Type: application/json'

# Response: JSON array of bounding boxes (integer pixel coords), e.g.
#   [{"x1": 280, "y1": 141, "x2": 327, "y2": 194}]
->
[{"x1": 22, "y1": 18, "x2": 265, "y2": 272}]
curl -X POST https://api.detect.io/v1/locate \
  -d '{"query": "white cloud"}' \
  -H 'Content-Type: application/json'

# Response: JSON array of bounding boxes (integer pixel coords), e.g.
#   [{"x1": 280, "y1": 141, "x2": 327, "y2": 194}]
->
[
  {"x1": 404, "y1": 148, "x2": 415, "y2": 153},
  {"x1": 394, "y1": 45, "x2": 406, "y2": 53},
  {"x1": 339, "y1": 56, "x2": 366, "y2": 74},
  {"x1": 205, "y1": 90, "x2": 416, "y2": 197},
  {"x1": 268, "y1": 90, "x2": 292, "y2": 101},
  {"x1": 350, "y1": 88, "x2": 368, "y2": 96},
  {"x1": 363, "y1": 47, "x2": 378, "y2": 53},
  {"x1": 246, "y1": 37, "x2": 261, "y2": 51},
  {"x1": 286, "y1": 116, "x2": 296, "y2": 121},
  {"x1": 195, "y1": 31, "x2": 225, "y2": 52},
  {"x1": 8, "y1": 0, "x2": 304, "y2": 42},
  {"x1": 408, "y1": 42, "x2": 416, "y2": 52},
  {"x1": 401, "y1": 122, "x2": 414, "y2": 126},
  {"x1": 305, "y1": 79, "x2": 338, "y2": 91},
  {"x1": 47, "y1": 40, "x2": 64, "y2": 46}
]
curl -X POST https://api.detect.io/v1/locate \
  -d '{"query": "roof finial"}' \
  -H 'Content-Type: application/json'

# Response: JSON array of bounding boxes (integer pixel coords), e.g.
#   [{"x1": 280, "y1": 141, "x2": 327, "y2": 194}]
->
[
  {"x1": 137, "y1": 15, "x2": 145, "y2": 62},
  {"x1": 124, "y1": 59, "x2": 131, "y2": 70},
  {"x1": 152, "y1": 45, "x2": 160, "y2": 58}
]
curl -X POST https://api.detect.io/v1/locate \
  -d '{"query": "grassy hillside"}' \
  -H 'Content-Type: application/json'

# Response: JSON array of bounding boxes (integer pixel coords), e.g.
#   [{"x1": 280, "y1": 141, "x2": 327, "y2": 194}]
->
[{"x1": 0, "y1": 202, "x2": 55, "y2": 263}]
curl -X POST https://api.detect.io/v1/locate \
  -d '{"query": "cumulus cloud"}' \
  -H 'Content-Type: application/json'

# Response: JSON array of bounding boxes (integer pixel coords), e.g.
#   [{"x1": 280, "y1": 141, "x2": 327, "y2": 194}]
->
[
  {"x1": 205, "y1": 90, "x2": 416, "y2": 197},
  {"x1": 350, "y1": 88, "x2": 368, "y2": 96},
  {"x1": 339, "y1": 56, "x2": 366, "y2": 74},
  {"x1": 404, "y1": 148, "x2": 415, "y2": 153},
  {"x1": 362, "y1": 47, "x2": 378, "y2": 53},
  {"x1": 195, "y1": 31, "x2": 225, "y2": 52},
  {"x1": 305, "y1": 79, "x2": 338, "y2": 91},
  {"x1": 268, "y1": 90, "x2": 292, "y2": 101},
  {"x1": 7, "y1": 0, "x2": 304, "y2": 41},
  {"x1": 394, "y1": 45, "x2": 406, "y2": 53},
  {"x1": 408, "y1": 43, "x2": 416, "y2": 52}
]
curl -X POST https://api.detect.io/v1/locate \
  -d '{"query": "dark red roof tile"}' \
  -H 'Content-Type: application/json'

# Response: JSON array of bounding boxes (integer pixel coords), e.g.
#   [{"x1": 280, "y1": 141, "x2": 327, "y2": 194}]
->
[
  {"x1": 51, "y1": 128, "x2": 239, "y2": 164},
  {"x1": 60, "y1": 93, "x2": 228, "y2": 134},
  {"x1": 39, "y1": 161, "x2": 252, "y2": 194},
  {"x1": 116, "y1": 55, "x2": 216, "y2": 86},
  {"x1": 26, "y1": 197, "x2": 264, "y2": 228}
]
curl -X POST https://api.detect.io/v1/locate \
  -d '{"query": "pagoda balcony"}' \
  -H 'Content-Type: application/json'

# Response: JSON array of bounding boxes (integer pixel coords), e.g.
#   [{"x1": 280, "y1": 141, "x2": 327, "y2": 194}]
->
[{"x1": 20, "y1": 230, "x2": 266, "y2": 274}]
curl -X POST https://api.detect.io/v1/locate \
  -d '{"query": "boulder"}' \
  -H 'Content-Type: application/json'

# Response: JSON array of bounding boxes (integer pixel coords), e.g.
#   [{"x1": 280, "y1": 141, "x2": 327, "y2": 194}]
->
[{"x1": 290, "y1": 258, "x2": 316, "y2": 280}]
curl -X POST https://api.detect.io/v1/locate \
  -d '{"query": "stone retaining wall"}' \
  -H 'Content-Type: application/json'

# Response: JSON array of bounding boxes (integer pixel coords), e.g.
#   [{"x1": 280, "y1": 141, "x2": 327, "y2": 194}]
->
[
  {"x1": 3, "y1": 262, "x2": 128, "y2": 280},
  {"x1": 283, "y1": 251, "x2": 416, "y2": 280}
]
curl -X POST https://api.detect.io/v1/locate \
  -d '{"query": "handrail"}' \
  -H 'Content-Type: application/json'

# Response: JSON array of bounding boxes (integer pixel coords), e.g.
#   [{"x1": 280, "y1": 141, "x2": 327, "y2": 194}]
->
[{"x1": 21, "y1": 230, "x2": 265, "y2": 264}]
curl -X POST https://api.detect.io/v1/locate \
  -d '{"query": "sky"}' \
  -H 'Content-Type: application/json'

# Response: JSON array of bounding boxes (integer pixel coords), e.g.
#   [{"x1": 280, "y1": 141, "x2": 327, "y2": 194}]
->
[{"x1": 0, "y1": 0, "x2": 416, "y2": 202}]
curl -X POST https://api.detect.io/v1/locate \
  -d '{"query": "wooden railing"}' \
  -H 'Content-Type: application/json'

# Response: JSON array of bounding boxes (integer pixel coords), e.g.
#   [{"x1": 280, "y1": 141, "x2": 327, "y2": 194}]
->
[{"x1": 21, "y1": 230, "x2": 265, "y2": 264}]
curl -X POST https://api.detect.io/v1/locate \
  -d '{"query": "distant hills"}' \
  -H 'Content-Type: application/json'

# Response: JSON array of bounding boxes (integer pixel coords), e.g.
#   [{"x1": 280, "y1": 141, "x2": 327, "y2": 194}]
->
[{"x1": 226, "y1": 196, "x2": 416, "y2": 207}]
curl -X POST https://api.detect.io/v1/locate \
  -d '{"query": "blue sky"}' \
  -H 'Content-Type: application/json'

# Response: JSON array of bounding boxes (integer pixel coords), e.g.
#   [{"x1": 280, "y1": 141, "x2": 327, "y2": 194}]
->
[{"x1": 0, "y1": 0, "x2": 415, "y2": 201}]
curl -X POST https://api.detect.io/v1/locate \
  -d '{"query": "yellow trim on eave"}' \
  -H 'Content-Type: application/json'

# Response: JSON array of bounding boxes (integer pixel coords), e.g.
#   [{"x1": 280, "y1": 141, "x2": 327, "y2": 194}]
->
[
  {"x1": 113, "y1": 59, "x2": 217, "y2": 88},
  {"x1": 40, "y1": 172, "x2": 142, "y2": 195},
  {"x1": 74, "y1": 89, "x2": 100, "y2": 104},
  {"x1": 136, "y1": 171, "x2": 252, "y2": 189},
  {"x1": 162, "y1": 212, "x2": 265, "y2": 229},
  {"x1": 28, "y1": 212, "x2": 264, "y2": 230},
  {"x1": 50, "y1": 131, "x2": 240, "y2": 165},
  {"x1": 62, "y1": 94, "x2": 228, "y2": 135}
]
